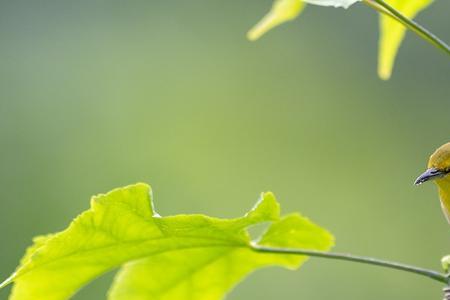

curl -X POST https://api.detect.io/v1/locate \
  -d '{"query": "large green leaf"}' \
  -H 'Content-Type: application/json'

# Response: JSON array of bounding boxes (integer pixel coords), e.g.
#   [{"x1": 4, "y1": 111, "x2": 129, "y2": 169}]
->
[
  {"x1": 378, "y1": 0, "x2": 433, "y2": 79},
  {"x1": 0, "y1": 183, "x2": 334, "y2": 300}
]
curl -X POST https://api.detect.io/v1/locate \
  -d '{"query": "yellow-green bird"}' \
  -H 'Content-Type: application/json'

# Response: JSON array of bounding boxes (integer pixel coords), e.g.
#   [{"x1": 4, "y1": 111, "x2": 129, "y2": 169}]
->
[{"x1": 415, "y1": 142, "x2": 450, "y2": 223}]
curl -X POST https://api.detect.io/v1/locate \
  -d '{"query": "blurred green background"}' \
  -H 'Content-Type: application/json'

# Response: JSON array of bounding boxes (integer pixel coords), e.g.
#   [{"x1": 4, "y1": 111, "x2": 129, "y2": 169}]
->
[{"x1": 0, "y1": 0, "x2": 449, "y2": 299}]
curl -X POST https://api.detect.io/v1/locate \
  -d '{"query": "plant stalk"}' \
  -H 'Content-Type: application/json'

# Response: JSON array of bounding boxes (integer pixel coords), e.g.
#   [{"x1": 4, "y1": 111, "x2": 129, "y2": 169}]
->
[
  {"x1": 252, "y1": 244, "x2": 448, "y2": 284},
  {"x1": 362, "y1": 0, "x2": 450, "y2": 56}
]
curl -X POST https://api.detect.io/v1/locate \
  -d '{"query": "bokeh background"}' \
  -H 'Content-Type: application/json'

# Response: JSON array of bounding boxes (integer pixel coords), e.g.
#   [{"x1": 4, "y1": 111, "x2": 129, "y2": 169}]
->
[{"x1": 0, "y1": 0, "x2": 449, "y2": 299}]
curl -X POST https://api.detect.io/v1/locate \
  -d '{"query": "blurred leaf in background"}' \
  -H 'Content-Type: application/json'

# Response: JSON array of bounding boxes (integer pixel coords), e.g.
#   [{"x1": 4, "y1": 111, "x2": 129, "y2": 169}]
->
[
  {"x1": 248, "y1": 0, "x2": 438, "y2": 79},
  {"x1": 247, "y1": 0, "x2": 305, "y2": 41},
  {"x1": 378, "y1": 0, "x2": 433, "y2": 79}
]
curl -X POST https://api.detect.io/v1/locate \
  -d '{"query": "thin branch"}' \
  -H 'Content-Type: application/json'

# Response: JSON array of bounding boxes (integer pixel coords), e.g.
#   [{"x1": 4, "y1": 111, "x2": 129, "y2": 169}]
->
[
  {"x1": 363, "y1": 0, "x2": 450, "y2": 56},
  {"x1": 251, "y1": 244, "x2": 448, "y2": 284},
  {"x1": 363, "y1": 0, "x2": 398, "y2": 21}
]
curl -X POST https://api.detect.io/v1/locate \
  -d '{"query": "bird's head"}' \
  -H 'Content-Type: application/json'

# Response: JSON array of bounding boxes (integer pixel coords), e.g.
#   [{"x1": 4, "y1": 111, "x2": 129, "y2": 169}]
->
[{"x1": 415, "y1": 142, "x2": 450, "y2": 186}]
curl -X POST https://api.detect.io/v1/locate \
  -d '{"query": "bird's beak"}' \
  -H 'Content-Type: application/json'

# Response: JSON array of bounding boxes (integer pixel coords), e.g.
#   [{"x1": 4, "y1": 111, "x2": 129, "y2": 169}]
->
[{"x1": 414, "y1": 167, "x2": 447, "y2": 185}]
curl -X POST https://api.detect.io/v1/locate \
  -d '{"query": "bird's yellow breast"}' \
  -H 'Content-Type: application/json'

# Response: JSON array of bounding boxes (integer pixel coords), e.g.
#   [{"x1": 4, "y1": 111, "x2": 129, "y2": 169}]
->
[{"x1": 436, "y1": 178, "x2": 450, "y2": 223}]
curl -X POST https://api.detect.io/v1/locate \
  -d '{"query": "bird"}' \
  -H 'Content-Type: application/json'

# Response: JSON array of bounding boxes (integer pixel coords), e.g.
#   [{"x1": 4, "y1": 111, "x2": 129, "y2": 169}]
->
[{"x1": 415, "y1": 142, "x2": 450, "y2": 223}]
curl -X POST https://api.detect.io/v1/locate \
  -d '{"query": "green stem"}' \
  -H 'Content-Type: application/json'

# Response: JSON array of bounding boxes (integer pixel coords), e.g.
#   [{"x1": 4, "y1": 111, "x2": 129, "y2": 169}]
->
[
  {"x1": 363, "y1": 0, "x2": 450, "y2": 56},
  {"x1": 363, "y1": 0, "x2": 399, "y2": 22},
  {"x1": 251, "y1": 244, "x2": 448, "y2": 284}
]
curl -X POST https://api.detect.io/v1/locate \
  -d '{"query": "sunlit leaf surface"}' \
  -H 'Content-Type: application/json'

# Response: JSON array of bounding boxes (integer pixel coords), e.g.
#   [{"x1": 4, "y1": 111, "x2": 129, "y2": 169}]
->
[{"x1": 0, "y1": 183, "x2": 334, "y2": 300}]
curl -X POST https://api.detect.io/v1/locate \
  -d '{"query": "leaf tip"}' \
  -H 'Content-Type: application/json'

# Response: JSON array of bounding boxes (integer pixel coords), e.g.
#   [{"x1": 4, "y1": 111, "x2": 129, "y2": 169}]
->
[
  {"x1": 90, "y1": 182, "x2": 152, "y2": 204},
  {"x1": 378, "y1": 57, "x2": 392, "y2": 80},
  {"x1": 88, "y1": 183, "x2": 156, "y2": 218},
  {"x1": 247, "y1": 15, "x2": 277, "y2": 41},
  {"x1": 247, "y1": 0, "x2": 305, "y2": 41},
  {"x1": 246, "y1": 192, "x2": 280, "y2": 223},
  {"x1": 246, "y1": 30, "x2": 259, "y2": 42}
]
